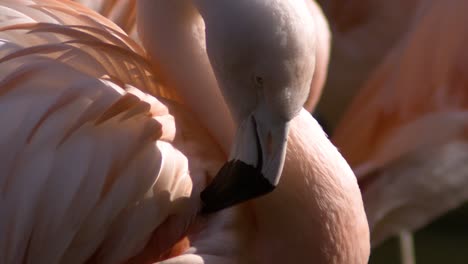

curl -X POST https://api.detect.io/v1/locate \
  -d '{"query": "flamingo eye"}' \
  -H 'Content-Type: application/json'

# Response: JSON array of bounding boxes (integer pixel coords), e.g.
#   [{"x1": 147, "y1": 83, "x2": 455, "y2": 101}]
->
[{"x1": 254, "y1": 76, "x2": 264, "y2": 87}]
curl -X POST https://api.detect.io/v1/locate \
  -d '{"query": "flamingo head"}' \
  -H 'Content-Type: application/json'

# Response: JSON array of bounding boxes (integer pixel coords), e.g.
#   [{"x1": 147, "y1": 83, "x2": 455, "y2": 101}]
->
[{"x1": 197, "y1": 0, "x2": 317, "y2": 213}]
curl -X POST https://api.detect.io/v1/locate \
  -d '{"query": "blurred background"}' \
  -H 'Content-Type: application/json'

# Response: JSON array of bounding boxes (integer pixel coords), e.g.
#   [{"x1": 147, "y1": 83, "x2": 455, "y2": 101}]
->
[
  {"x1": 314, "y1": 0, "x2": 468, "y2": 263},
  {"x1": 369, "y1": 203, "x2": 468, "y2": 264}
]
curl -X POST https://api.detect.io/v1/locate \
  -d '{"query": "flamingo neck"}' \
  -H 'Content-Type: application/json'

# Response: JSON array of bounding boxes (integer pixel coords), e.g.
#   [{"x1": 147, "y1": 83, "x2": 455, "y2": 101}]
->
[
  {"x1": 247, "y1": 110, "x2": 370, "y2": 263},
  {"x1": 137, "y1": 0, "x2": 235, "y2": 155}
]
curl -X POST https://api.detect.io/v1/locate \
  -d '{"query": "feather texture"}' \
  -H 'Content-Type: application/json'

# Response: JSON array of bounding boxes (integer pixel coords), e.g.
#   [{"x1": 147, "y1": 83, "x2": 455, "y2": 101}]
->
[
  {"x1": 0, "y1": 1, "x2": 370, "y2": 263},
  {"x1": 0, "y1": 1, "x2": 225, "y2": 263},
  {"x1": 73, "y1": 0, "x2": 138, "y2": 40}
]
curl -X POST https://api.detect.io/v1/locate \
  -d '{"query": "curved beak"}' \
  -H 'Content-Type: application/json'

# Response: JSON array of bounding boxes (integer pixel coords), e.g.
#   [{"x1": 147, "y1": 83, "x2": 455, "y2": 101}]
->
[{"x1": 200, "y1": 115, "x2": 289, "y2": 214}]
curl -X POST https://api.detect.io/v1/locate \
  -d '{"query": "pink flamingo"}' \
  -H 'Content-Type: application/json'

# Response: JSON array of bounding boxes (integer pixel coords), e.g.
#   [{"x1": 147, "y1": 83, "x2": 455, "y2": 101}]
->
[{"x1": 0, "y1": 1, "x2": 369, "y2": 263}]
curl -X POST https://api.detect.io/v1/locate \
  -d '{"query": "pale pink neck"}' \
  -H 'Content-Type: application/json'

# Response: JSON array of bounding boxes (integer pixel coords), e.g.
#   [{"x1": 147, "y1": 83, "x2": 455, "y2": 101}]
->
[
  {"x1": 137, "y1": 0, "x2": 235, "y2": 155},
  {"x1": 248, "y1": 110, "x2": 370, "y2": 263}
]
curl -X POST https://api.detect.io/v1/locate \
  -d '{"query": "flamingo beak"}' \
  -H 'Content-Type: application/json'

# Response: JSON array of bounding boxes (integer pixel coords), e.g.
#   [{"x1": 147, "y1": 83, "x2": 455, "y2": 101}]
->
[{"x1": 200, "y1": 115, "x2": 289, "y2": 214}]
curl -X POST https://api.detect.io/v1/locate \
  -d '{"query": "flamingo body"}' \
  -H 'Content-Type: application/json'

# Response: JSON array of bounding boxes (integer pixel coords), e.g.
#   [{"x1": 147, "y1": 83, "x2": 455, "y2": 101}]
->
[{"x1": 0, "y1": 0, "x2": 370, "y2": 263}]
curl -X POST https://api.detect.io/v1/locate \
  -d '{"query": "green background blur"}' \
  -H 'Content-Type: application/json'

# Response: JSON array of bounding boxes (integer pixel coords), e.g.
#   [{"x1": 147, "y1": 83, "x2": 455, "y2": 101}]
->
[{"x1": 369, "y1": 203, "x2": 468, "y2": 263}]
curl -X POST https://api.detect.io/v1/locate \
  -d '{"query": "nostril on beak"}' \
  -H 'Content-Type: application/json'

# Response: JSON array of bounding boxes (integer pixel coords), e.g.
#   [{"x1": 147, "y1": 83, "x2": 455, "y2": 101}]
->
[{"x1": 266, "y1": 132, "x2": 273, "y2": 156}]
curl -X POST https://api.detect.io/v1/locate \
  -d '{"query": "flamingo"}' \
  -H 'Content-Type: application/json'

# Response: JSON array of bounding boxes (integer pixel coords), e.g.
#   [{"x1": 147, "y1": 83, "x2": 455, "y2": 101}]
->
[
  {"x1": 137, "y1": 0, "x2": 336, "y2": 212},
  {"x1": 73, "y1": 0, "x2": 139, "y2": 41},
  {"x1": 332, "y1": 0, "x2": 468, "y2": 262},
  {"x1": 314, "y1": 0, "x2": 422, "y2": 131},
  {"x1": 0, "y1": 0, "x2": 370, "y2": 263}
]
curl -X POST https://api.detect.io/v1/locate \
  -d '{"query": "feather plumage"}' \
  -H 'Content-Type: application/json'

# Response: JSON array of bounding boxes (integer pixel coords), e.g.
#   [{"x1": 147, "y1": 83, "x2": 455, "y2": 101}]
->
[
  {"x1": 73, "y1": 0, "x2": 138, "y2": 40},
  {"x1": 0, "y1": 1, "x2": 225, "y2": 263},
  {"x1": 0, "y1": 1, "x2": 370, "y2": 263}
]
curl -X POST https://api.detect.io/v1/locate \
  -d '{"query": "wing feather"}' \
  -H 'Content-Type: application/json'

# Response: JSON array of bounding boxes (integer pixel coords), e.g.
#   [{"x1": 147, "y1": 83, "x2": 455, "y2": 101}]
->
[
  {"x1": 0, "y1": 0, "x2": 181, "y2": 102},
  {"x1": 0, "y1": 1, "x2": 229, "y2": 263},
  {"x1": 73, "y1": 0, "x2": 138, "y2": 40},
  {"x1": 0, "y1": 58, "x2": 196, "y2": 263}
]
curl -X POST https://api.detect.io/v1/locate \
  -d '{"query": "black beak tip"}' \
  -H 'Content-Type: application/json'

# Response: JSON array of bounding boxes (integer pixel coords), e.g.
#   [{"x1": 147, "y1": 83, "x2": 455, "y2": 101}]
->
[{"x1": 200, "y1": 160, "x2": 275, "y2": 215}]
